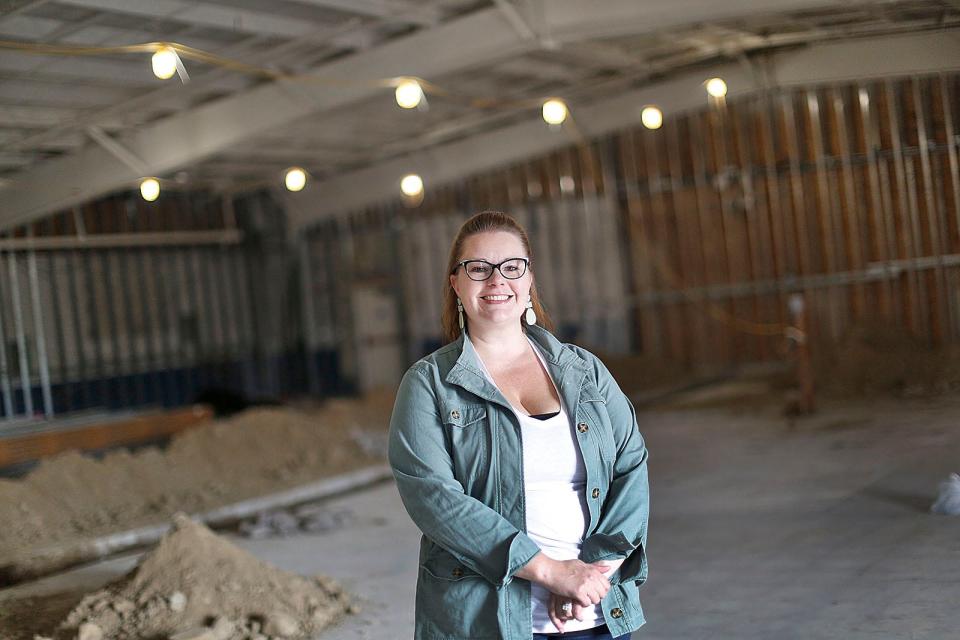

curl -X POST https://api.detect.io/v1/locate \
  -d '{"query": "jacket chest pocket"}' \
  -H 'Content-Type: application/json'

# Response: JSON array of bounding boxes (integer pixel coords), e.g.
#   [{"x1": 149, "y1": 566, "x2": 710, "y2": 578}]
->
[
  {"x1": 578, "y1": 396, "x2": 617, "y2": 463},
  {"x1": 441, "y1": 403, "x2": 489, "y2": 489}
]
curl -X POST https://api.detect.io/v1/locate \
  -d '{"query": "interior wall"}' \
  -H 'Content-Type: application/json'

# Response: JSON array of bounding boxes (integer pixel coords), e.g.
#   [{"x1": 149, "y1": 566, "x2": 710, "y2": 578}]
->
[
  {"x1": 2, "y1": 72, "x2": 957, "y2": 417},
  {"x1": 0, "y1": 190, "x2": 325, "y2": 421},
  {"x1": 613, "y1": 73, "x2": 960, "y2": 365},
  {"x1": 301, "y1": 71, "x2": 960, "y2": 382}
]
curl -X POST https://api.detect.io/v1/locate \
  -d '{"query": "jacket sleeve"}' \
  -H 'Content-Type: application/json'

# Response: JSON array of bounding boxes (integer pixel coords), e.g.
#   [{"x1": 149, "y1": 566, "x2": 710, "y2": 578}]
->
[
  {"x1": 387, "y1": 363, "x2": 542, "y2": 588},
  {"x1": 576, "y1": 349, "x2": 650, "y2": 586}
]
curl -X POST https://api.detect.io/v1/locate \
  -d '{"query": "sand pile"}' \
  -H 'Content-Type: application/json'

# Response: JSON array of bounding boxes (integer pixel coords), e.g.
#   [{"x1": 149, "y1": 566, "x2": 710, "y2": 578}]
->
[
  {"x1": 0, "y1": 392, "x2": 394, "y2": 573},
  {"x1": 43, "y1": 513, "x2": 352, "y2": 640}
]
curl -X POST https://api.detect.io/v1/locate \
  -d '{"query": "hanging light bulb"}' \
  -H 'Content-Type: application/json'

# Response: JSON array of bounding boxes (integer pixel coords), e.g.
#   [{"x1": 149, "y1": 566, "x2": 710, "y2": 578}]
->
[
  {"x1": 285, "y1": 167, "x2": 307, "y2": 192},
  {"x1": 705, "y1": 77, "x2": 728, "y2": 98},
  {"x1": 395, "y1": 79, "x2": 424, "y2": 109},
  {"x1": 641, "y1": 105, "x2": 663, "y2": 130},
  {"x1": 542, "y1": 99, "x2": 568, "y2": 125},
  {"x1": 400, "y1": 173, "x2": 424, "y2": 197},
  {"x1": 152, "y1": 46, "x2": 178, "y2": 80},
  {"x1": 140, "y1": 178, "x2": 160, "y2": 202}
]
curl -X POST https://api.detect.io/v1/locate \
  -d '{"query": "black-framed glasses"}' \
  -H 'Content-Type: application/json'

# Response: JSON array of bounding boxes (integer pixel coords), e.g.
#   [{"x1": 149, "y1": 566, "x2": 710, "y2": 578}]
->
[{"x1": 452, "y1": 258, "x2": 529, "y2": 281}]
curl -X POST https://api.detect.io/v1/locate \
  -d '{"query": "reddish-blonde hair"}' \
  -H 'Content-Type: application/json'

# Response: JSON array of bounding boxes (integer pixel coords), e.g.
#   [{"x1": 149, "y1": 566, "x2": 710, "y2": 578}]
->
[{"x1": 441, "y1": 211, "x2": 554, "y2": 344}]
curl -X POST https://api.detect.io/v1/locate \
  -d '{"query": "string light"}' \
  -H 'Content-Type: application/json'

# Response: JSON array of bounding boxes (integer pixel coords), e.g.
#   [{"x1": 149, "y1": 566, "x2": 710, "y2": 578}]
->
[
  {"x1": 640, "y1": 105, "x2": 663, "y2": 130},
  {"x1": 140, "y1": 178, "x2": 160, "y2": 201},
  {"x1": 0, "y1": 39, "x2": 751, "y2": 200},
  {"x1": 400, "y1": 173, "x2": 423, "y2": 197},
  {"x1": 285, "y1": 167, "x2": 307, "y2": 192},
  {"x1": 542, "y1": 99, "x2": 568, "y2": 125},
  {"x1": 705, "y1": 77, "x2": 727, "y2": 98},
  {"x1": 395, "y1": 79, "x2": 424, "y2": 109},
  {"x1": 151, "y1": 46, "x2": 178, "y2": 80}
]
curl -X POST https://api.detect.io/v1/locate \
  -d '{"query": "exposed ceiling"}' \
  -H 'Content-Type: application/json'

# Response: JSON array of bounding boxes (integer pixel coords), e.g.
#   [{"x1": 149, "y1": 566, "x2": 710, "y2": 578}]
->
[{"x1": 0, "y1": 0, "x2": 958, "y2": 229}]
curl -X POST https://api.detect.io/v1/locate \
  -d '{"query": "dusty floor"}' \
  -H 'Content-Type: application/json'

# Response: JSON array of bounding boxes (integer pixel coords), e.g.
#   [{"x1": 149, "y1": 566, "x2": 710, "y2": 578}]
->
[{"x1": 2, "y1": 388, "x2": 959, "y2": 639}]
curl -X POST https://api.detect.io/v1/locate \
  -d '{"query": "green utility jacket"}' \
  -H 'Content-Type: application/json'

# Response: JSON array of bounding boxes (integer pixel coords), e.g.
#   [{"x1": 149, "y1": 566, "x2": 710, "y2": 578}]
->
[{"x1": 388, "y1": 324, "x2": 650, "y2": 639}]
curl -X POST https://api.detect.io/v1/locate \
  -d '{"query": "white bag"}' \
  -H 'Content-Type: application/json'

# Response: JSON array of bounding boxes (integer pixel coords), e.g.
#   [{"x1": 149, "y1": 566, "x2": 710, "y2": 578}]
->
[{"x1": 931, "y1": 473, "x2": 960, "y2": 515}]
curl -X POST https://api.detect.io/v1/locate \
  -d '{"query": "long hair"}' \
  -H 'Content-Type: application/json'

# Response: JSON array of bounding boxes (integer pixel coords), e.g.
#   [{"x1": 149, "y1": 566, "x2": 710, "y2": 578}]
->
[{"x1": 441, "y1": 211, "x2": 555, "y2": 344}]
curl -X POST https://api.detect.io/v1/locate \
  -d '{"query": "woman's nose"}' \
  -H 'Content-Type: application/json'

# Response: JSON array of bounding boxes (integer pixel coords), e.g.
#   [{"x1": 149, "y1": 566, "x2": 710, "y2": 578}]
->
[{"x1": 487, "y1": 269, "x2": 508, "y2": 284}]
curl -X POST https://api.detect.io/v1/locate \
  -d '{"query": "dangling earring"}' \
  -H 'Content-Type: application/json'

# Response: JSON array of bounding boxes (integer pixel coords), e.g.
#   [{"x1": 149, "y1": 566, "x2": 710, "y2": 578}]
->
[
  {"x1": 457, "y1": 298, "x2": 465, "y2": 332},
  {"x1": 524, "y1": 295, "x2": 537, "y2": 326}
]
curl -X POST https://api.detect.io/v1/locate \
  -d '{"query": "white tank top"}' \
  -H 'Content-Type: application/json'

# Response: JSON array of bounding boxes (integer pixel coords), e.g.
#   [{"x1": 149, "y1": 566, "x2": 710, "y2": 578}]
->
[{"x1": 476, "y1": 338, "x2": 603, "y2": 633}]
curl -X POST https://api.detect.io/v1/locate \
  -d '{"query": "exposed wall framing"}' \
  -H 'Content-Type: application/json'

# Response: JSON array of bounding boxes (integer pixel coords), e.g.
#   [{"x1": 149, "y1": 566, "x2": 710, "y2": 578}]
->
[
  {"x1": 303, "y1": 72, "x2": 960, "y2": 388},
  {"x1": 2, "y1": 72, "x2": 957, "y2": 416},
  {"x1": 0, "y1": 191, "x2": 300, "y2": 422}
]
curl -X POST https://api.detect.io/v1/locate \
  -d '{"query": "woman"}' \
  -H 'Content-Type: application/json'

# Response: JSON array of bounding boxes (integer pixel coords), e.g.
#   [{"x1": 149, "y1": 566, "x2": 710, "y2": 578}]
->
[{"x1": 389, "y1": 211, "x2": 649, "y2": 640}]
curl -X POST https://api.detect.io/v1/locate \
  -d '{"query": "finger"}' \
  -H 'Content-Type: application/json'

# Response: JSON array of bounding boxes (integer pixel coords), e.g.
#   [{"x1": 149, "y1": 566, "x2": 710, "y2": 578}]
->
[
  {"x1": 588, "y1": 587, "x2": 604, "y2": 605},
  {"x1": 548, "y1": 606, "x2": 565, "y2": 633},
  {"x1": 596, "y1": 564, "x2": 613, "y2": 573},
  {"x1": 573, "y1": 603, "x2": 587, "y2": 621},
  {"x1": 576, "y1": 593, "x2": 593, "y2": 608},
  {"x1": 588, "y1": 576, "x2": 610, "y2": 597}
]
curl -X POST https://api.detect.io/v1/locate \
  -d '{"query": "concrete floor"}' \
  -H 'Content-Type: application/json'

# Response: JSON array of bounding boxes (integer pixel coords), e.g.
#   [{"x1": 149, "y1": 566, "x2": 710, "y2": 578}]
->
[{"x1": 3, "y1": 391, "x2": 959, "y2": 639}]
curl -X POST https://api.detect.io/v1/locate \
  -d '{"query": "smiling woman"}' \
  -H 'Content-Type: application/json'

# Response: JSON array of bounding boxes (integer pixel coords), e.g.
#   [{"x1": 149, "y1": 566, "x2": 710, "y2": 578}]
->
[{"x1": 388, "y1": 211, "x2": 650, "y2": 640}]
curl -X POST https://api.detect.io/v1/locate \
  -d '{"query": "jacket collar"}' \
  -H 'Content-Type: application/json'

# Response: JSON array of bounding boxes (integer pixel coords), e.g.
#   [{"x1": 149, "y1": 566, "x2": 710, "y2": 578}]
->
[{"x1": 444, "y1": 324, "x2": 587, "y2": 408}]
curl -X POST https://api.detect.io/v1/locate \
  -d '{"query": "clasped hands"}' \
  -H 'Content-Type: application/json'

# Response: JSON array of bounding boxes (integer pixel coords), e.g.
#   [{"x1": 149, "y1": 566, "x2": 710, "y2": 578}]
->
[{"x1": 516, "y1": 554, "x2": 625, "y2": 633}]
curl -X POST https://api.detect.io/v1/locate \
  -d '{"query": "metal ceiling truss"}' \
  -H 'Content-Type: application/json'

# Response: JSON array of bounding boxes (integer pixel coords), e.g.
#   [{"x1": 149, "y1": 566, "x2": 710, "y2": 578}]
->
[
  {"x1": 0, "y1": 0, "x2": 956, "y2": 230},
  {"x1": 283, "y1": 30, "x2": 960, "y2": 229}
]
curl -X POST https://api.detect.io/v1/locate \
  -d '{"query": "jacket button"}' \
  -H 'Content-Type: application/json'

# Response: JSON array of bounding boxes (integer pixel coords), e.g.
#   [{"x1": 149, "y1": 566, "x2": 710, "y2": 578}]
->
[
  {"x1": 452, "y1": 567, "x2": 464, "y2": 578},
  {"x1": 591, "y1": 488, "x2": 600, "y2": 499},
  {"x1": 577, "y1": 422, "x2": 589, "y2": 433},
  {"x1": 450, "y1": 409, "x2": 460, "y2": 420},
  {"x1": 610, "y1": 607, "x2": 623, "y2": 618}
]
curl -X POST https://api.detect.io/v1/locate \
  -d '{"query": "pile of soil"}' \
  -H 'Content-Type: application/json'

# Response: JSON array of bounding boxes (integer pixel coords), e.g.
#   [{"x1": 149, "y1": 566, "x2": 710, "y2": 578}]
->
[
  {"x1": 26, "y1": 514, "x2": 352, "y2": 640},
  {"x1": 0, "y1": 391, "x2": 395, "y2": 573}
]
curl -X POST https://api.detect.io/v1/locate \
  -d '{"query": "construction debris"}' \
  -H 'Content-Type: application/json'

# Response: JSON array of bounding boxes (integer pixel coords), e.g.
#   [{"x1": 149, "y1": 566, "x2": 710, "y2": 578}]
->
[
  {"x1": 237, "y1": 505, "x2": 354, "y2": 539},
  {"x1": 48, "y1": 513, "x2": 352, "y2": 640},
  {"x1": 0, "y1": 393, "x2": 394, "y2": 576}
]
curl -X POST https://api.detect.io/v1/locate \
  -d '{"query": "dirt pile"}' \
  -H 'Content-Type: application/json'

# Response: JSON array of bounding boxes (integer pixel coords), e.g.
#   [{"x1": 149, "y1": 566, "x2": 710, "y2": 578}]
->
[
  {"x1": 43, "y1": 513, "x2": 352, "y2": 640},
  {"x1": 0, "y1": 391, "x2": 395, "y2": 569}
]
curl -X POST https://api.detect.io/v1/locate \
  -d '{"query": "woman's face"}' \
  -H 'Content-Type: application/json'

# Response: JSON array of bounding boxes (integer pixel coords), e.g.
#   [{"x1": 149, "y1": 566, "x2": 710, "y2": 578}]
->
[{"x1": 449, "y1": 230, "x2": 532, "y2": 331}]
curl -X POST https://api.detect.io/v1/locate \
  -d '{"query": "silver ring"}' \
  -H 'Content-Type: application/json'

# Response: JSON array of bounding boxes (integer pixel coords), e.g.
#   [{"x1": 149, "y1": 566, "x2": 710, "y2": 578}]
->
[{"x1": 561, "y1": 602, "x2": 573, "y2": 614}]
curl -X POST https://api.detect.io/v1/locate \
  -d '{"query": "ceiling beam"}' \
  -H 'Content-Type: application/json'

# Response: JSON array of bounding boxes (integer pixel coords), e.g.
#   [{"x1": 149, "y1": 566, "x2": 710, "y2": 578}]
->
[
  {"x1": 86, "y1": 125, "x2": 150, "y2": 175},
  {"x1": 492, "y1": 0, "x2": 539, "y2": 42},
  {"x1": 0, "y1": 0, "x2": 885, "y2": 230},
  {"x1": 290, "y1": 0, "x2": 440, "y2": 26},
  {"x1": 284, "y1": 30, "x2": 960, "y2": 229},
  {"x1": 4, "y1": 20, "x2": 368, "y2": 154},
  {"x1": 0, "y1": 104, "x2": 114, "y2": 128},
  {"x1": 0, "y1": 6, "x2": 532, "y2": 227},
  {"x1": 54, "y1": 0, "x2": 328, "y2": 39},
  {"x1": 0, "y1": 14, "x2": 237, "y2": 50},
  {"x1": 0, "y1": 0, "x2": 48, "y2": 19}
]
